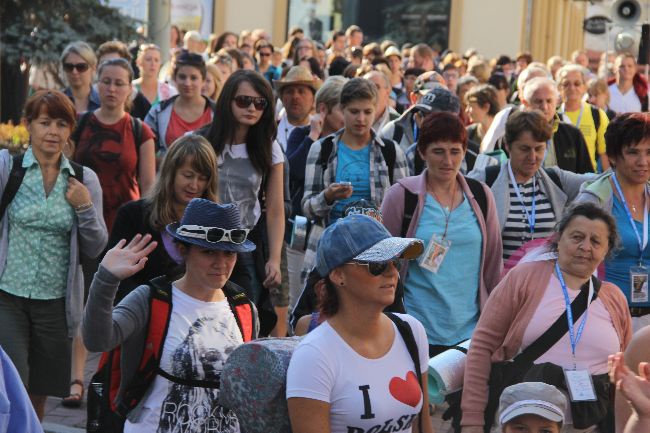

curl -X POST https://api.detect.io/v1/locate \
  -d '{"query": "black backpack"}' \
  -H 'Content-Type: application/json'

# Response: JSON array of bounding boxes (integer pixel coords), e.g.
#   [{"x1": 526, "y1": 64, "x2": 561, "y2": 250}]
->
[
  {"x1": 0, "y1": 153, "x2": 84, "y2": 220},
  {"x1": 317, "y1": 134, "x2": 398, "y2": 184},
  {"x1": 400, "y1": 177, "x2": 488, "y2": 237}
]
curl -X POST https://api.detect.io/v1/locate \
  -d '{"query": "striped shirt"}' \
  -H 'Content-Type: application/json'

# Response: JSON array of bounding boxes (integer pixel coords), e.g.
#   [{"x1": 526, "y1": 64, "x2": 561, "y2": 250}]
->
[{"x1": 502, "y1": 176, "x2": 556, "y2": 259}]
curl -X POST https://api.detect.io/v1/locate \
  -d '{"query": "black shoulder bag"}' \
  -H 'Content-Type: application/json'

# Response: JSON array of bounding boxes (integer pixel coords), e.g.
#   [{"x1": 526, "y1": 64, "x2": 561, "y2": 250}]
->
[{"x1": 447, "y1": 277, "x2": 610, "y2": 432}]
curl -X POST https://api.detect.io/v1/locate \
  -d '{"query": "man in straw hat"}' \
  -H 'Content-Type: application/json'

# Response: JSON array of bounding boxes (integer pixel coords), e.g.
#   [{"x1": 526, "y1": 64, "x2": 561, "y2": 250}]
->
[{"x1": 275, "y1": 65, "x2": 322, "y2": 151}]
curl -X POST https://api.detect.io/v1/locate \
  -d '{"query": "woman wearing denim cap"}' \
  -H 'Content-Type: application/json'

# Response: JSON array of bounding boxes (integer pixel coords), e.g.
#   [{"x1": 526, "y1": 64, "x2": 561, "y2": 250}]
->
[
  {"x1": 83, "y1": 199, "x2": 259, "y2": 433},
  {"x1": 286, "y1": 214, "x2": 434, "y2": 433}
]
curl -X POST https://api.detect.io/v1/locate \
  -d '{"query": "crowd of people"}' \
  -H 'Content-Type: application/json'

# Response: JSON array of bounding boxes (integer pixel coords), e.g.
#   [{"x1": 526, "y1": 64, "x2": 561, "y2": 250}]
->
[{"x1": 3, "y1": 20, "x2": 650, "y2": 433}]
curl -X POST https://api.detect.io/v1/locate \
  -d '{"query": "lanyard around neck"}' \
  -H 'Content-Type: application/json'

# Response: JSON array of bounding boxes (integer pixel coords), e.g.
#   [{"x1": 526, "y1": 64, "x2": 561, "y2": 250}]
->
[
  {"x1": 555, "y1": 262, "x2": 594, "y2": 361},
  {"x1": 507, "y1": 161, "x2": 536, "y2": 234},
  {"x1": 561, "y1": 103, "x2": 584, "y2": 129},
  {"x1": 612, "y1": 172, "x2": 648, "y2": 264}
]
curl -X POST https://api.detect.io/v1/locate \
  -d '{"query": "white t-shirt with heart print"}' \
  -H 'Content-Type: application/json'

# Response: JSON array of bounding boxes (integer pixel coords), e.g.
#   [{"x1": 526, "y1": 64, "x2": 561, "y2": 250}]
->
[{"x1": 286, "y1": 313, "x2": 428, "y2": 433}]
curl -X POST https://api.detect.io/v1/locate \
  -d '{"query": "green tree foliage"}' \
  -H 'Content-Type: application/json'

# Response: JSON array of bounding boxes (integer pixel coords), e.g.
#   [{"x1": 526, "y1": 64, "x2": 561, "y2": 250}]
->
[{"x1": 1, "y1": 0, "x2": 140, "y2": 65}]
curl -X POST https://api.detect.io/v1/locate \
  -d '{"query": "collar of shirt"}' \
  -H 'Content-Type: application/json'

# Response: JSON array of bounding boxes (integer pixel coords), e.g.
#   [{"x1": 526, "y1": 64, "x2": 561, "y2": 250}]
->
[{"x1": 22, "y1": 147, "x2": 74, "y2": 176}]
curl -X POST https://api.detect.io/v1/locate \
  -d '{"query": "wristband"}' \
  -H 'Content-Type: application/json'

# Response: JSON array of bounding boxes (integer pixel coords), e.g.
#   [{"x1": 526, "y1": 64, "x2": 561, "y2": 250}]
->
[{"x1": 75, "y1": 202, "x2": 93, "y2": 212}]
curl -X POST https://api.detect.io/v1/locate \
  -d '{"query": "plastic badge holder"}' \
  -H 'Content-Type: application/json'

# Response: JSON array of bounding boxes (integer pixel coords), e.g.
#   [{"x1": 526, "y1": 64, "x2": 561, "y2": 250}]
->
[{"x1": 427, "y1": 339, "x2": 471, "y2": 404}]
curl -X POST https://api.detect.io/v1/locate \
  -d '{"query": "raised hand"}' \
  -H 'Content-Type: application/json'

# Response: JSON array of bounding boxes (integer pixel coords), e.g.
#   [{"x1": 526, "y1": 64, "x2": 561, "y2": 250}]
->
[
  {"x1": 101, "y1": 234, "x2": 158, "y2": 280},
  {"x1": 610, "y1": 352, "x2": 650, "y2": 419}
]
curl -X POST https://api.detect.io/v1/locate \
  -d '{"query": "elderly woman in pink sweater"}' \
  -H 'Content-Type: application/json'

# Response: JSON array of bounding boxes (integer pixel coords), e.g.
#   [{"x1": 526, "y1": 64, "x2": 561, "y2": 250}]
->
[{"x1": 461, "y1": 202, "x2": 632, "y2": 433}]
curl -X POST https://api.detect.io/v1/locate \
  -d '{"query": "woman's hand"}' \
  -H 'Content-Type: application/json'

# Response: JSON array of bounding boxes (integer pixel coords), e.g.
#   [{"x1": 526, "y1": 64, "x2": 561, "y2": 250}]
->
[
  {"x1": 263, "y1": 258, "x2": 281, "y2": 289},
  {"x1": 101, "y1": 234, "x2": 158, "y2": 280},
  {"x1": 66, "y1": 177, "x2": 92, "y2": 209},
  {"x1": 610, "y1": 352, "x2": 650, "y2": 419},
  {"x1": 324, "y1": 183, "x2": 353, "y2": 205}
]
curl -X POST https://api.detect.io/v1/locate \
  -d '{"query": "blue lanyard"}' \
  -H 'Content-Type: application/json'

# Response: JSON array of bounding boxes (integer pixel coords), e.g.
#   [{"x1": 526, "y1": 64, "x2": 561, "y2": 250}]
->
[
  {"x1": 555, "y1": 262, "x2": 593, "y2": 361},
  {"x1": 507, "y1": 161, "x2": 536, "y2": 234},
  {"x1": 543, "y1": 139, "x2": 552, "y2": 164},
  {"x1": 612, "y1": 173, "x2": 648, "y2": 264},
  {"x1": 413, "y1": 122, "x2": 419, "y2": 142}
]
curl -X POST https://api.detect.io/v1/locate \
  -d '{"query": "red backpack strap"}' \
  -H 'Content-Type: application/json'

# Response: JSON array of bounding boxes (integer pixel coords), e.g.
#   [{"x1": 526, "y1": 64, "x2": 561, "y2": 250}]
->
[
  {"x1": 118, "y1": 276, "x2": 173, "y2": 415},
  {"x1": 223, "y1": 282, "x2": 255, "y2": 342}
]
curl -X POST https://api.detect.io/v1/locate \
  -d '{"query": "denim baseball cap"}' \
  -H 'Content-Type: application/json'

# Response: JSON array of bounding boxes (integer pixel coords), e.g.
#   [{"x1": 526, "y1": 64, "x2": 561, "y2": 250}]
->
[{"x1": 315, "y1": 214, "x2": 423, "y2": 277}]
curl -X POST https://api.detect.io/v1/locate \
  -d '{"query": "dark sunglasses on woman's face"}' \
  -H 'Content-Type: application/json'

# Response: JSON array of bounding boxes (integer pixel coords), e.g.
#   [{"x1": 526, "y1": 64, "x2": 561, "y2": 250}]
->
[
  {"x1": 234, "y1": 95, "x2": 268, "y2": 111},
  {"x1": 63, "y1": 62, "x2": 90, "y2": 73},
  {"x1": 259, "y1": 52, "x2": 271, "y2": 57},
  {"x1": 346, "y1": 258, "x2": 401, "y2": 276}
]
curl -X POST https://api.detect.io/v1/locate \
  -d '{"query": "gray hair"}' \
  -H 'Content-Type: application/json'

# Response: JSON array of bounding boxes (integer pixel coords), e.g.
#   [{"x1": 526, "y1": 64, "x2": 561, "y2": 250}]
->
[
  {"x1": 517, "y1": 65, "x2": 550, "y2": 92},
  {"x1": 522, "y1": 76, "x2": 560, "y2": 103},
  {"x1": 363, "y1": 70, "x2": 390, "y2": 90},
  {"x1": 61, "y1": 41, "x2": 97, "y2": 68},
  {"x1": 556, "y1": 64, "x2": 588, "y2": 84},
  {"x1": 315, "y1": 75, "x2": 348, "y2": 110}
]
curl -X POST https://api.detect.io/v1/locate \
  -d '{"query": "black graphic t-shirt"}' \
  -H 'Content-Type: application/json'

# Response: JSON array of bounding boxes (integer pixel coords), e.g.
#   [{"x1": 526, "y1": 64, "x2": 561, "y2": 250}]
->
[
  {"x1": 286, "y1": 314, "x2": 428, "y2": 433},
  {"x1": 124, "y1": 286, "x2": 243, "y2": 433}
]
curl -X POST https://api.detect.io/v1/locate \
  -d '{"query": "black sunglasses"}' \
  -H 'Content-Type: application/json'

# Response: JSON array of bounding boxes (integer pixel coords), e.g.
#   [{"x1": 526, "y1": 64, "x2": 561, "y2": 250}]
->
[
  {"x1": 234, "y1": 95, "x2": 268, "y2": 111},
  {"x1": 346, "y1": 258, "x2": 401, "y2": 276},
  {"x1": 63, "y1": 62, "x2": 90, "y2": 73}
]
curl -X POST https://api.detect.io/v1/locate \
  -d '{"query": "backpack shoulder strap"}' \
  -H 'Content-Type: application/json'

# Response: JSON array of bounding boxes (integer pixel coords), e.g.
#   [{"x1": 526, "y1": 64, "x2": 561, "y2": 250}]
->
[
  {"x1": 119, "y1": 276, "x2": 173, "y2": 415},
  {"x1": 392, "y1": 122, "x2": 404, "y2": 144},
  {"x1": 401, "y1": 187, "x2": 418, "y2": 237},
  {"x1": 590, "y1": 105, "x2": 600, "y2": 133},
  {"x1": 543, "y1": 168, "x2": 562, "y2": 189},
  {"x1": 384, "y1": 312, "x2": 423, "y2": 433},
  {"x1": 131, "y1": 115, "x2": 144, "y2": 150},
  {"x1": 465, "y1": 177, "x2": 488, "y2": 221},
  {"x1": 0, "y1": 154, "x2": 27, "y2": 220},
  {"x1": 69, "y1": 161, "x2": 84, "y2": 184},
  {"x1": 484, "y1": 164, "x2": 501, "y2": 187},
  {"x1": 317, "y1": 135, "x2": 335, "y2": 173},
  {"x1": 378, "y1": 139, "x2": 397, "y2": 184},
  {"x1": 71, "y1": 111, "x2": 93, "y2": 146},
  {"x1": 222, "y1": 282, "x2": 255, "y2": 342}
]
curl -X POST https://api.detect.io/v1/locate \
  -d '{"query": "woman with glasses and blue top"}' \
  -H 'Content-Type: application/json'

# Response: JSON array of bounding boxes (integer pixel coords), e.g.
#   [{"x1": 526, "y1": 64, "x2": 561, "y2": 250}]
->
[
  {"x1": 202, "y1": 69, "x2": 285, "y2": 335},
  {"x1": 286, "y1": 214, "x2": 433, "y2": 433},
  {"x1": 576, "y1": 112, "x2": 650, "y2": 332},
  {"x1": 83, "y1": 199, "x2": 259, "y2": 433}
]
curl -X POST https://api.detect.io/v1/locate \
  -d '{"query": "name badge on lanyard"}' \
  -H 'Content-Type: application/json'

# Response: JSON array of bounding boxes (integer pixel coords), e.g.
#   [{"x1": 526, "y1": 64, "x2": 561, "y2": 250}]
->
[
  {"x1": 612, "y1": 173, "x2": 649, "y2": 303},
  {"x1": 555, "y1": 262, "x2": 597, "y2": 401}
]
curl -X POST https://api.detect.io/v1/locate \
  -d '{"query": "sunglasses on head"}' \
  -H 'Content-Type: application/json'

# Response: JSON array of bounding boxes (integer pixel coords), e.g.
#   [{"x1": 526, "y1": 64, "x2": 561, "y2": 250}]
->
[
  {"x1": 177, "y1": 225, "x2": 250, "y2": 244},
  {"x1": 346, "y1": 258, "x2": 401, "y2": 276},
  {"x1": 63, "y1": 62, "x2": 90, "y2": 73},
  {"x1": 234, "y1": 95, "x2": 268, "y2": 111}
]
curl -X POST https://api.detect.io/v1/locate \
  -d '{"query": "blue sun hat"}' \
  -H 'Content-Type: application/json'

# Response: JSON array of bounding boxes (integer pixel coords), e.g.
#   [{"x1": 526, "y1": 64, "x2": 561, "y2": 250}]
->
[
  {"x1": 166, "y1": 199, "x2": 256, "y2": 253},
  {"x1": 315, "y1": 214, "x2": 423, "y2": 277}
]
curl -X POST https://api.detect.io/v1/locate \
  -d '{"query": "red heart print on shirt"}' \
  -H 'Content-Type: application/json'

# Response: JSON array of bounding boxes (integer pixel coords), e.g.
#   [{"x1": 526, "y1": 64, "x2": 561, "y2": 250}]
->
[{"x1": 388, "y1": 371, "x2": 421, "y2": 407}]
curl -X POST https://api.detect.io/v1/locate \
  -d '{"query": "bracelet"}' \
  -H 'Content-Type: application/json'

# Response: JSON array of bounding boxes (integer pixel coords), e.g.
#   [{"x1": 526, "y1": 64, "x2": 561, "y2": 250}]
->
[{"x1": 75, "y1": 202, "x2": 93, "y2": 212}]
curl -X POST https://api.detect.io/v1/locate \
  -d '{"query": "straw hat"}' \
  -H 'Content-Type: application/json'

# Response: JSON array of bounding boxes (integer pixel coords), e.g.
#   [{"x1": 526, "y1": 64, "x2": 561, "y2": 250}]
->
[{"x1": 274, "y1": 66, "x2": 321, "y2": 92}]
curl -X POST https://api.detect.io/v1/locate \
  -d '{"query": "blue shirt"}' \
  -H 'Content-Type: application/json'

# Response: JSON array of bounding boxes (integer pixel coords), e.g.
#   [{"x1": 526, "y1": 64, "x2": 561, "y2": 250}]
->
[
  {"x1": 330, "y1": 140, "x2": 371, "y2": 221},
  {"x1": 605, "y1": 195, "x2": 650, "y2": 306},
  {"x1": 0, "y1": 346, "x2": 43, "y2": 433},
  {"x1": 404, "y1": 194, "x2": 482, "y2": 345}
]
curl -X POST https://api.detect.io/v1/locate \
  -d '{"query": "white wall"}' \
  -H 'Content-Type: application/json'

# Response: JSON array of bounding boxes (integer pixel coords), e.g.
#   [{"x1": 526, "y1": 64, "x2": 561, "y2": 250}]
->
[{"x1": 451, "y1": 0, "x2": 525, "y2": 58}]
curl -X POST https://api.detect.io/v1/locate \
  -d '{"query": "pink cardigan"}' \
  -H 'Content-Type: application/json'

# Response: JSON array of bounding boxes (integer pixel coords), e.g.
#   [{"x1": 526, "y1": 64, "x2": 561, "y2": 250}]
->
[
  {"x1": 380, "y1": 170, "x2": 503, "y2": 309},
  {"x1": 460, "y1": 259, "x2": 633, "y2": 428}
]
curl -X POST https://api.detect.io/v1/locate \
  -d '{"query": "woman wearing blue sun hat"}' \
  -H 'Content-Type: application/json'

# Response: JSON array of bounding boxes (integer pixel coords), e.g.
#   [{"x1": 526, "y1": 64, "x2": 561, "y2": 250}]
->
[{"x1": 83, "y1": 199, "x2": 258, "y2": 433}]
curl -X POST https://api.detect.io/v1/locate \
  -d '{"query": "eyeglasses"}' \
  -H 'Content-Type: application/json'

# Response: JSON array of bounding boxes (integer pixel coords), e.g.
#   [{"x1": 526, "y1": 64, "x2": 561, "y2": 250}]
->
[
  {"x1": 63, "y1": 62, "x2": 90, "y2": 73},
  {"x1": 234, "y1": 95, "x2": 268, "y2": 111},
  {"x1": 345, "y1": 258, "x2": 401, "y2": 276},
  {"x1": 259, "y1": 52, "x2": 271, "y2": 57},
  {"x1": 176, "y1": 225, "x2": 250, "y2": 244},
  {"x1": 561, "y1": 81, "x2": 583, "y2": 88}
]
